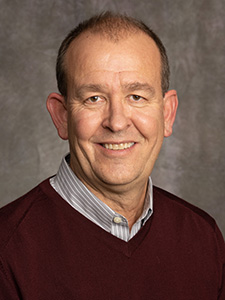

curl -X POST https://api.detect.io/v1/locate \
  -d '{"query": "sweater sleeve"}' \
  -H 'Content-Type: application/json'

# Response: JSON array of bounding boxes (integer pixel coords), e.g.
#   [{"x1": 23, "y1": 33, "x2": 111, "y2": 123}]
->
[
  {"x1": 0, "y1": 261, "x2": 21, "y2": 300},
  {"x1": 216, "y1": 225, "x2": 225, "y2": 299},
  {"x1": 218, "y1": 266, "x2": 225, "y2": 300}
]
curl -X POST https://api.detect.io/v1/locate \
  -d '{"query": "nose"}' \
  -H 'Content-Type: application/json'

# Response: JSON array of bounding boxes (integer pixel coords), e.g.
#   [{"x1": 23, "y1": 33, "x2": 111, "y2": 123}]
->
[{"x1": 102, "y1": 98, "x2": 131, "y2": 132}]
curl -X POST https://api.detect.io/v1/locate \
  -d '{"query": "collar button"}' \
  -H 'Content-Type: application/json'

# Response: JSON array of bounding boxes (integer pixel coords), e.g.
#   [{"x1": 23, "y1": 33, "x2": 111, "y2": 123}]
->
[{"x1": 113, "y1": 216, "x2": 122, "y2": 224}]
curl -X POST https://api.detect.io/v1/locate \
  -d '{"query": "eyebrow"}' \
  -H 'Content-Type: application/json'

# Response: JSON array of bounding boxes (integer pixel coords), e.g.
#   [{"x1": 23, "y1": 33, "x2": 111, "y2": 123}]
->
[
  {"x1": 74, "y1": 84, "x2": 106, "y2": 98},
  {"x1": 122, "y1": 82, "x2": 155, "y2": 95},
  {"x1": 74, "y1": 82, "x2": 155, "y2": 98}
]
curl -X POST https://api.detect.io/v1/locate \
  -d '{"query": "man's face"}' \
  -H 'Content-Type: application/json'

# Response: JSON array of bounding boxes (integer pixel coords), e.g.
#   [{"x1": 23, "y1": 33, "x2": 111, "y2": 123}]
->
[{"x1": 64, "y1": 31, "x2": 173, "y2": 191}]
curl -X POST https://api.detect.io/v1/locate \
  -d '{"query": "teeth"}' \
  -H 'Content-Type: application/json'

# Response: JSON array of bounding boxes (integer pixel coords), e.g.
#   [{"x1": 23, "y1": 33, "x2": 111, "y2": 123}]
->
[{"x1": 103, "y1": 142, "x2": 134, "y2": 150}]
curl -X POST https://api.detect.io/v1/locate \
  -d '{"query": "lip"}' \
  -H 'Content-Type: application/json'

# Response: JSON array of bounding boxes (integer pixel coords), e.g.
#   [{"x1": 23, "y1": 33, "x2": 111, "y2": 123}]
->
[
  {"x1": 101, "y1": 142, "x2": 134, "y2": 150},
  {"x1": 97, "y1": 140, "x2": 136, "y2": 144},
  {"x1": 96, "y1": 141, "x2": 137, "y2": 155}
]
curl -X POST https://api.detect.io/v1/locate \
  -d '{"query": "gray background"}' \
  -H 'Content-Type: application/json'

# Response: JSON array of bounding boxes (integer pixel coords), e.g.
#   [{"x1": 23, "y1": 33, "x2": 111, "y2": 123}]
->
[{"x1": 1, "y1": 0, "x2": 225, "y2": 236}]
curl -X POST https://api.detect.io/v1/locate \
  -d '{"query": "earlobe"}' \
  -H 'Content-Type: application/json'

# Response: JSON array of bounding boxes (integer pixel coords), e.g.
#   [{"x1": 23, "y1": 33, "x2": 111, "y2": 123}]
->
[
  {"x1": 163, "y1": 90, "x2": 178, "y2": 137},
  {"x1": 46, "y1": 93, "x2": 68, "y2": 140}
]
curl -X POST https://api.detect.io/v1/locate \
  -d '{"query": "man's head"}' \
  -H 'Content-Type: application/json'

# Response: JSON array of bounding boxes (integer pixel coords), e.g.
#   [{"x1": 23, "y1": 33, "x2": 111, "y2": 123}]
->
[
  {"x1": 47, "y1": 12, "x2": 178, "y2": 195},
  {"x1": 56, "y1": 11, "x2": 170, "y2": 99}
]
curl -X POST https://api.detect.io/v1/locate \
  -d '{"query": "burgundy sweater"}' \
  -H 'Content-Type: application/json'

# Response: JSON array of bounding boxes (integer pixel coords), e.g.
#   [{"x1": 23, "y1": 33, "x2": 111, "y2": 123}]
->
[{"x1": 0, "y1": 179, "x2": 224, "y2": 299}]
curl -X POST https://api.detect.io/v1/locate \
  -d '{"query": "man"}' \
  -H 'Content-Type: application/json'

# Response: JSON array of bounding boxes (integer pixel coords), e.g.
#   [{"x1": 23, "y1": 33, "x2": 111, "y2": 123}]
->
[{"x1": 0, "y1": 12, "x2": 224, "y2": 299}]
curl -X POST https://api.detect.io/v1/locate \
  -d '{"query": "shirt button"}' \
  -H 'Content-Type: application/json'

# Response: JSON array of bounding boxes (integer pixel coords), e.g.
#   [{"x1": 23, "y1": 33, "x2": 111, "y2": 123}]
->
[{"x1": 113, "y1": 216, "x2": 122, "y2": 224}]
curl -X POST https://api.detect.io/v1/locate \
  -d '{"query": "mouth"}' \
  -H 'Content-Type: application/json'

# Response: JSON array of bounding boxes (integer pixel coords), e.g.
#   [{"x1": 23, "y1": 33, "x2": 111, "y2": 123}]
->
[{"x1": 101, "y1": 142, "x2": 135, "y2": 150}]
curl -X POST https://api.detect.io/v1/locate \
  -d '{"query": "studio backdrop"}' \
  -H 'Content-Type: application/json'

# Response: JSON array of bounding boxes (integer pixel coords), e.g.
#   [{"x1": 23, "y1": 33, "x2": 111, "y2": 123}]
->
[{"x1": 1, "y1": 0, "x2": 225, "y2": 236}]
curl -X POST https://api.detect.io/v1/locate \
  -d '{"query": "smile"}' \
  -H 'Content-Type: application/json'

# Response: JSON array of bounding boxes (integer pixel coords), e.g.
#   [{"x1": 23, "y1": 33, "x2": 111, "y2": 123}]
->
[{"x1": 102, "y1": 142, "x2": 135, "y2": 150}]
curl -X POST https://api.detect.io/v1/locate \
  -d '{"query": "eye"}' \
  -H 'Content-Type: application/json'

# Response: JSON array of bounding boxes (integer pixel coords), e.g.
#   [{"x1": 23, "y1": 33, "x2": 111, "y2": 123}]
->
[
  {"x1": 87, "y1": 96, "x2": 101, "y2": 103},
  {"x1": 85, "y1": 95, "x2": 105, "y2": 105},
  {"x1": 130, "y1": 95, "x2": 143, "y2": 101}
]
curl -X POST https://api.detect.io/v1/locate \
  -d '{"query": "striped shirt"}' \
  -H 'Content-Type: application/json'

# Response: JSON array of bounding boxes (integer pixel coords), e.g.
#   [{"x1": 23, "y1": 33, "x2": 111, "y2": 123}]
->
[{"x1": 50, "y1": 154, "x2": 153, "y2": 242}]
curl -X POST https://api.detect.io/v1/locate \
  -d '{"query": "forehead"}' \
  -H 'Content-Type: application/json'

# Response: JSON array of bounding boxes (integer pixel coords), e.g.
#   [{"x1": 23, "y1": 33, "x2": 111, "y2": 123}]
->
[{"x1": 64, "y1": 31, "x2": 161, "y2": 87}]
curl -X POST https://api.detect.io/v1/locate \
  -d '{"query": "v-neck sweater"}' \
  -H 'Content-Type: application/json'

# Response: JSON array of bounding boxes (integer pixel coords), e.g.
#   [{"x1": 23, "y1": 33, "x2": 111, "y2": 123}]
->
[
  {"x1": 50, "y1": 154, "x2": 153, "y2": 241},
  {"x1": 0, "y1": 179, "x2": 224, "y2": 299}
]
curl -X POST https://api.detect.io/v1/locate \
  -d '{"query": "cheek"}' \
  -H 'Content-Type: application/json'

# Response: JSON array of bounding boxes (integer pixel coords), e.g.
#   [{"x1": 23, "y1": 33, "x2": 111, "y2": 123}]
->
[
  {"x1": 133, "y1": 109, "x2": 164, "y2": 139},
  {"x1": 68, "y1": 110, "x2": 101, "y2": 142}
]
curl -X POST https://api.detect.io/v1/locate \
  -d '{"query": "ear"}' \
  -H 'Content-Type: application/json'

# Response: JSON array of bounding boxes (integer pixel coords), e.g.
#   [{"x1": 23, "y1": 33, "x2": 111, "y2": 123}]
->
[
  {"x1": 46, "y1": 93, "x2": 68, "y2": 140},
  {"x1": 163, "y1": 89, "x2": 178, "y2": 137}
]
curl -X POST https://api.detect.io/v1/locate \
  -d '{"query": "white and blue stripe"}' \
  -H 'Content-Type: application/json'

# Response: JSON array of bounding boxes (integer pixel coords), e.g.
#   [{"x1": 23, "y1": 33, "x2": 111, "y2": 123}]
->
[{"x1": 50, "y1": 154, "x2": 153, "y2": 242}]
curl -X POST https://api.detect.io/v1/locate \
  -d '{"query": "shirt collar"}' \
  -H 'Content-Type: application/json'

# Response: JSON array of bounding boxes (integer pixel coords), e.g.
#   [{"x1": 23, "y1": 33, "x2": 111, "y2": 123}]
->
[{"x1": 50, "y1": 154, "x2": 153, "y2": 233}]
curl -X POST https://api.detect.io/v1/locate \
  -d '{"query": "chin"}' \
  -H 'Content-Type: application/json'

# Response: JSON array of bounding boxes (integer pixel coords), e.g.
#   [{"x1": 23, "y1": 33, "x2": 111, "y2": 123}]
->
[{"x1": 96, "y1": 172, "x2": 141, "y2": 187}]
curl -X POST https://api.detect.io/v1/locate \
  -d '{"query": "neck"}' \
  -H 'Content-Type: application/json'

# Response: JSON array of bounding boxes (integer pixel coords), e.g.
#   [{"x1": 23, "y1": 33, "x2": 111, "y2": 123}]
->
[
  {"x1": 69, "y1": 156, "x2": 150, "y2": 230},
  {"x1": 81, "y1": 178, "x2": 149, "y2": 230}
]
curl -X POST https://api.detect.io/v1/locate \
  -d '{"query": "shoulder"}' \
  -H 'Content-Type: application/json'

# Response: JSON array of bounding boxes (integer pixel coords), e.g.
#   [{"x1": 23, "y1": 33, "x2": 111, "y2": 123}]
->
[
  {"x1": 153, "y1": 186, "x2": 217, "y2": 232},
  {"x1": 153, "y1": 186, "x2": 225, "y2": 262},
  {"x1": 0, "y1": 179, "x2": 52, "y2": 253}
]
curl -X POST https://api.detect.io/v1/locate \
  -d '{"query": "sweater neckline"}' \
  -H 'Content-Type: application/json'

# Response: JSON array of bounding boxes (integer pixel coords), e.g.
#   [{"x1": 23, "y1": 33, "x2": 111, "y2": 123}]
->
[{"x1": 40, "y1": 178, "x2": 153, "y2": 257}]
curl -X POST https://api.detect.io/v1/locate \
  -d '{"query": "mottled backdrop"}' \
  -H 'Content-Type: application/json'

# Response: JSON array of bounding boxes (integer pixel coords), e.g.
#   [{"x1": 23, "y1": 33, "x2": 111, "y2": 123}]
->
[{"x1": 1, "y1": 0, "x2": 225, "y2": 236}]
